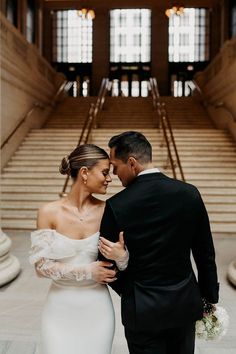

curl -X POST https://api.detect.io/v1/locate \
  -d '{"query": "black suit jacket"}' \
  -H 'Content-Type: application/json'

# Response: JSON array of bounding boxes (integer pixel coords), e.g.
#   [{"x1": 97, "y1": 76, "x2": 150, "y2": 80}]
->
[{"x1": 100, "y1": 173, "x2": 219, "y2": 331}]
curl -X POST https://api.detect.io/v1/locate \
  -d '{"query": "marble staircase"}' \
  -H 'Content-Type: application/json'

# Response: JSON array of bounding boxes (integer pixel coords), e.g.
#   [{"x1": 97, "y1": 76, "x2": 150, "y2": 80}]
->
[{"x1": 1, "y1": 96, "x2": 236, "y2": 234}]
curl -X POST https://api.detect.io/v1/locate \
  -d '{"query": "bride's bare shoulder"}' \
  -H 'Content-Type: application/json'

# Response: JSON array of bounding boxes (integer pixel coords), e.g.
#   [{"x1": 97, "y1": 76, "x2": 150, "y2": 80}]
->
[
  {"x1": 37, "y1": 200, "x2": 62, "y2": 228},
  {"x1": 38, "y1": 200, "x2": 62, "y2": 215}
]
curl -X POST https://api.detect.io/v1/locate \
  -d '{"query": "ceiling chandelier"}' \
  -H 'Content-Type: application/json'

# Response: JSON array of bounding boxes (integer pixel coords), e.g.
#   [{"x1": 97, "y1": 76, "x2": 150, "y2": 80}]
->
[
  {"x1": 165, "y1": 4, "x2": 185, "y2": 18},
  {"x1": 77, "y1": 8, "x2": 95, "y2": 20}
]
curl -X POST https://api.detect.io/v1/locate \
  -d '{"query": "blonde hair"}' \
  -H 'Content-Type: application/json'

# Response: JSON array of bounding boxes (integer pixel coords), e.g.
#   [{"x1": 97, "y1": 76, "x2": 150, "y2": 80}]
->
[{"x1": 59, "y1": 144, "x2": 109, "y2": 180}]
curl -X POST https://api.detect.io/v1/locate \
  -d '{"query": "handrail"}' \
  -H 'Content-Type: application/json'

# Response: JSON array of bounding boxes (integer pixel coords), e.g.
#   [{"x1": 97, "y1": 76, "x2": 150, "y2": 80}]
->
[
  {"x1": 191, "y1": 80, "x2": 203, "y2": 96},
  {"x1": 1, "y1": 102, "x2": 44, "y2": 149},
  {"x1": 51, "y1": 81, "x2": 73, "y2": 107},
  {"x1": 60, "y1": 78, "x2": 110, "y2": 197},
  {"x1": 187, "y1": 80, "x2": 206, "y2": 102},
  {"x1": 149, "y1": 77, "x2": 185, "y2": 182},
  {"x1": 1, "y1": 80, "x2": 72, "y2": 150},
  {"x1": 160, "y1": 102, "x2": 185, "y2": 181}
]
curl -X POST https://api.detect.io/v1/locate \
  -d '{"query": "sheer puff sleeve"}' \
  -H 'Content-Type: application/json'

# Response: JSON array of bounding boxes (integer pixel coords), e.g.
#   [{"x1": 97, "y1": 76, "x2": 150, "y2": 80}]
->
[{"x1": 29, "y1": 229, "x2": 92, "y2": 281}]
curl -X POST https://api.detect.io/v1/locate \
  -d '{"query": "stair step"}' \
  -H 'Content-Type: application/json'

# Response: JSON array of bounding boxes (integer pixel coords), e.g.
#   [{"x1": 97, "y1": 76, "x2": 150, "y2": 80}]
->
[
  {"x1": 1, "y1": 201, "x2": 46, "y2": 209},
  {"x1": 1, "y1": 173, "x2": 65, "y2": 179},
  {"x1": 192, "y1": 180, "x2": 236, "y2": 187},
  {"x1": 209, "y1": 213, "x2": 236, "y2": 222},
  {"x1": 203, "y1": 196, "x2": 236, "y2": 203},
  {"x1": 210, "y1": 224, "x2": 236, "y2": 233},
  {"x1": 1, "y1": 194, "x2": 59, "y2": 201},
  {"x1": 187, "y1": 175, "x2": 236, "y2": 181},
  {"x1": 0, "y1": 179, "x2": 71, "y2": 186},
  {"x1": 205, "y1": 204, "x2": 236, "y2": 212},
  {"x1": 1, "y1": 220, "x2": 36, "y2": 230},
  {"x1": 2, "y1": 210, "x2": 37, "y2": 219}
]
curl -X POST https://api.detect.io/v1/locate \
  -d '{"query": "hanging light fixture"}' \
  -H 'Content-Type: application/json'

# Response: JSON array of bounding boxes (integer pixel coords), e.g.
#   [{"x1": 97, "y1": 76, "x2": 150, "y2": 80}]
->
[
  {"x1": 77, "y1": 8, "x2": 95, "y2": 20},
  {"x1": 165, "y1": 3, "x2": 185, "y2": 17}
]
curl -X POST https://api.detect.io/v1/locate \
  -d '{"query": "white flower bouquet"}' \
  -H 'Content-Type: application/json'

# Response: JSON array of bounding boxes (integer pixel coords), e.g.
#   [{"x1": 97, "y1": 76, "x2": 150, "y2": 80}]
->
[{"x1": 196, "y1": 305, "x2": 229, "y2": 340}]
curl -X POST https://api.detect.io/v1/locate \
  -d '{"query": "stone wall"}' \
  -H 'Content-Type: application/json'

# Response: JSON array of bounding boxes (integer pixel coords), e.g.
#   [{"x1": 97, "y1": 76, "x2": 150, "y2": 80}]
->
[
  {"x1": 195, "y1": 36, "x2": 236, "y2": 141},
  {"x1": 0, "y1": 13, "x2": 65, "y2": 169}
]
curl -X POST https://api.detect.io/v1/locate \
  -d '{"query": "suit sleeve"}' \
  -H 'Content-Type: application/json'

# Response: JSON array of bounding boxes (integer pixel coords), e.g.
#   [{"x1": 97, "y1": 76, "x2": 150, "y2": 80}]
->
[
  {"x1": 100, "y1": 201, "x2": 120, "y2": 243},
  {"x1": 99, "y1": 201, "x2": 124, "y2": 296},
  {"x1": 192, "y1": 191, "x2": 219, "y2": 304}
]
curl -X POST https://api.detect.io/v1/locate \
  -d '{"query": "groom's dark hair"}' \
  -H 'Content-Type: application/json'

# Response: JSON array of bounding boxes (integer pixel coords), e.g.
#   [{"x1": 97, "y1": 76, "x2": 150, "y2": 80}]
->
[{"x1": 108, "y1": 131, "x2": 152, "y2": 163}]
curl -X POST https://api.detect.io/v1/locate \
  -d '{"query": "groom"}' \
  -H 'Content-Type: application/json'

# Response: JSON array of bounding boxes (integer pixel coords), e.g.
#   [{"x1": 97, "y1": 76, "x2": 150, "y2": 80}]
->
[{"x1": 99, "y1": 131, "x2": 219, "y2": 354}]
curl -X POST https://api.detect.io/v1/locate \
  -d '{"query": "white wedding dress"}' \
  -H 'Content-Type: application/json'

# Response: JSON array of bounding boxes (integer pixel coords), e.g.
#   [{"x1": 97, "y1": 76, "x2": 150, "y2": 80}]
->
[{"x1": 30, "y1": 229, "x2": 115, "y2": 354}]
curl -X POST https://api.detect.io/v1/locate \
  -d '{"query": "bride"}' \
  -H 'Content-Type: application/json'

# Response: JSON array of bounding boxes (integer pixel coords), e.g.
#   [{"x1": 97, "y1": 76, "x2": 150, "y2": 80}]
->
[{"x1": 29, "y1": 144, "x2": 128, "y2": 354}]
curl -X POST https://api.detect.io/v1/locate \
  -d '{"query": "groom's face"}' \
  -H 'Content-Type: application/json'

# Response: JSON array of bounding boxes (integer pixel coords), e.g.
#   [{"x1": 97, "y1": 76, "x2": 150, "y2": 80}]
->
[{"x1": 110, "y1": 148, "x2": 135, "y2": 187}]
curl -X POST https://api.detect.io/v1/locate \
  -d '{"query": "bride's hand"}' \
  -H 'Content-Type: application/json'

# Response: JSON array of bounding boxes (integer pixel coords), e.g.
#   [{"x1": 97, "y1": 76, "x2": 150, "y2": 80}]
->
[
  {"x1": 90, "y1": 261, "x2": 117, "y2": 284},
  {"x1": 99, "y1": 232, "x2": 126, "y2": 261}
]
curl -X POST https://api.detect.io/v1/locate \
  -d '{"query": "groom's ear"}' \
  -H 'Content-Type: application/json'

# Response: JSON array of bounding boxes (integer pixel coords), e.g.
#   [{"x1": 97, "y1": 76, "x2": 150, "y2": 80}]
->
[{"x1": 128, "y1": 156, "x2": 137, "y2": 170}]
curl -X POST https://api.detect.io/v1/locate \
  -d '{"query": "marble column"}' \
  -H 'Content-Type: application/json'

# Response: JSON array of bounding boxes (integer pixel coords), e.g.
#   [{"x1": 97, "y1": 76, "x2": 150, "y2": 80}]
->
[
  {"x1": 227, "y1": 260, "x2": 236, "y2": 287},
  {"x1": 0, "y1": 229, "x2": 20, "y2": 287}
]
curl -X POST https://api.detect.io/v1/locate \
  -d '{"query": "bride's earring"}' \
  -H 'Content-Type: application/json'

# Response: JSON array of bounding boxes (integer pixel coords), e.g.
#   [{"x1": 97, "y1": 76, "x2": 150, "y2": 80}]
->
[{"x1": 83, "y1": 179, "x2": 87, "y2": 185}]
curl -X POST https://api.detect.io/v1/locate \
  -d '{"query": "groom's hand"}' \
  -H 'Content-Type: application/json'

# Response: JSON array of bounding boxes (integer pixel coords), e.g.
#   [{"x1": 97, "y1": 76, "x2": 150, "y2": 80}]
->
[{"x1": 90, "y1": 261, "x2": 117, "y2": 284}]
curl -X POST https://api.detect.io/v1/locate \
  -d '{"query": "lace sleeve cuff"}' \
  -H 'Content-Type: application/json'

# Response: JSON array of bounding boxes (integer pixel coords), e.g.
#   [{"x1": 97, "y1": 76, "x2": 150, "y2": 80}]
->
[
  {"x1": 115, "y1": 248, "x2": 129, "y2": 271},
  {"x1": 35, "y1": 258, "x2": 93, "y2": 281}
]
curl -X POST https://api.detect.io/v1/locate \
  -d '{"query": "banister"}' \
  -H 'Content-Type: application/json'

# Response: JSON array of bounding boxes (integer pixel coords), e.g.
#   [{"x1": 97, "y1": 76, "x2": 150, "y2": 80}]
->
[
  {"x1": 161, "y1": 103, "x2": 185, "y2": 181},
  {"x1": 1, "y1": 102, "x2": 44, "y2": 149},
  {"x1": 52, "y1": 81, "x2": 73, "y2": 106},
  {"x1": 149, "y1": 77, "x2": 185, "y2": 182}
]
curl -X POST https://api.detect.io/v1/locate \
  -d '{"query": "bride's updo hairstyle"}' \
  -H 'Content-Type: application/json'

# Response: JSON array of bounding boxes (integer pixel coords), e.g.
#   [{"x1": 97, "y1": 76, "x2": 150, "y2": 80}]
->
[{"x1": 59, "y1": 144, "x2": 109, "y2": 180}]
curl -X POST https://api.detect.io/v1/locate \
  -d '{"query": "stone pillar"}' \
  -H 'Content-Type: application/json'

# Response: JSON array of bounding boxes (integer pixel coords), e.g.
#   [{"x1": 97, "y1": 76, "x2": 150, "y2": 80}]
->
[
  {"x1": 0, "y1": 229, "x2": 20, "y2": 287},
  {"x1": 0, "y1": 0, "x2": 7, "y2": 14},
  {"x1": 151, "y1": 7, "x2": 169, "y2": 95},
  {"x1": 92, "y1": 7, "x2": 109, "y2": 95}
]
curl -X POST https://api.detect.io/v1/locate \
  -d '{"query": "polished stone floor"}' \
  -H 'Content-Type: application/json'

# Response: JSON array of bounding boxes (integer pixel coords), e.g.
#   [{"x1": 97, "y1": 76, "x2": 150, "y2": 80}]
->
[{"x1": 0, "y1": 231, "x2": 235, "y2": 354}]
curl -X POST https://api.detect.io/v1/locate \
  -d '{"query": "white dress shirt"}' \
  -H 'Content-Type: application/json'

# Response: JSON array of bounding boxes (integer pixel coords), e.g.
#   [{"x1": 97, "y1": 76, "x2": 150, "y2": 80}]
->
[{"x1": 137, "y1": 168, "x2": 161, "y2": 177}]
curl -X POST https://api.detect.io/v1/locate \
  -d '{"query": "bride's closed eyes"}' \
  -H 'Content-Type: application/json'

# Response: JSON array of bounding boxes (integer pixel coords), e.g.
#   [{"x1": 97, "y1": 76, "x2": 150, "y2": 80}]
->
[{"x1": 102, "y1": 169, "x2": 110, "y2": 177}]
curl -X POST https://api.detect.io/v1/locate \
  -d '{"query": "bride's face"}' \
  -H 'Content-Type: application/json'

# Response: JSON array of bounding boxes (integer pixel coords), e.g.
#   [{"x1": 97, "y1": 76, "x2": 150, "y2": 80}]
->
[{"x1": 86, "y1": 159, "x2": 112, "y2": 194}]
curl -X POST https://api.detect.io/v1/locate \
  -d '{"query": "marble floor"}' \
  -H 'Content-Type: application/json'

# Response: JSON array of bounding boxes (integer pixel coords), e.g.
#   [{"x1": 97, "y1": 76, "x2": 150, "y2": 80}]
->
[{"x1": 0, "y1": 231, "x2": 235, "y2": 354}]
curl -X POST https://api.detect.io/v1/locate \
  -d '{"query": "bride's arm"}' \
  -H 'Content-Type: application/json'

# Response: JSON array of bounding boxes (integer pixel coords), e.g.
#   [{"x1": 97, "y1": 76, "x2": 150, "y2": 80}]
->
[
  {"x1": 31, "y1": 206, "x2": 117, "y2": 284},
  {"x1": 99, "y1": 232, "x2": 129, "y2": 271},
  {"x1": 34, "y1": 258, "x2": 116, "y2": 284}
]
